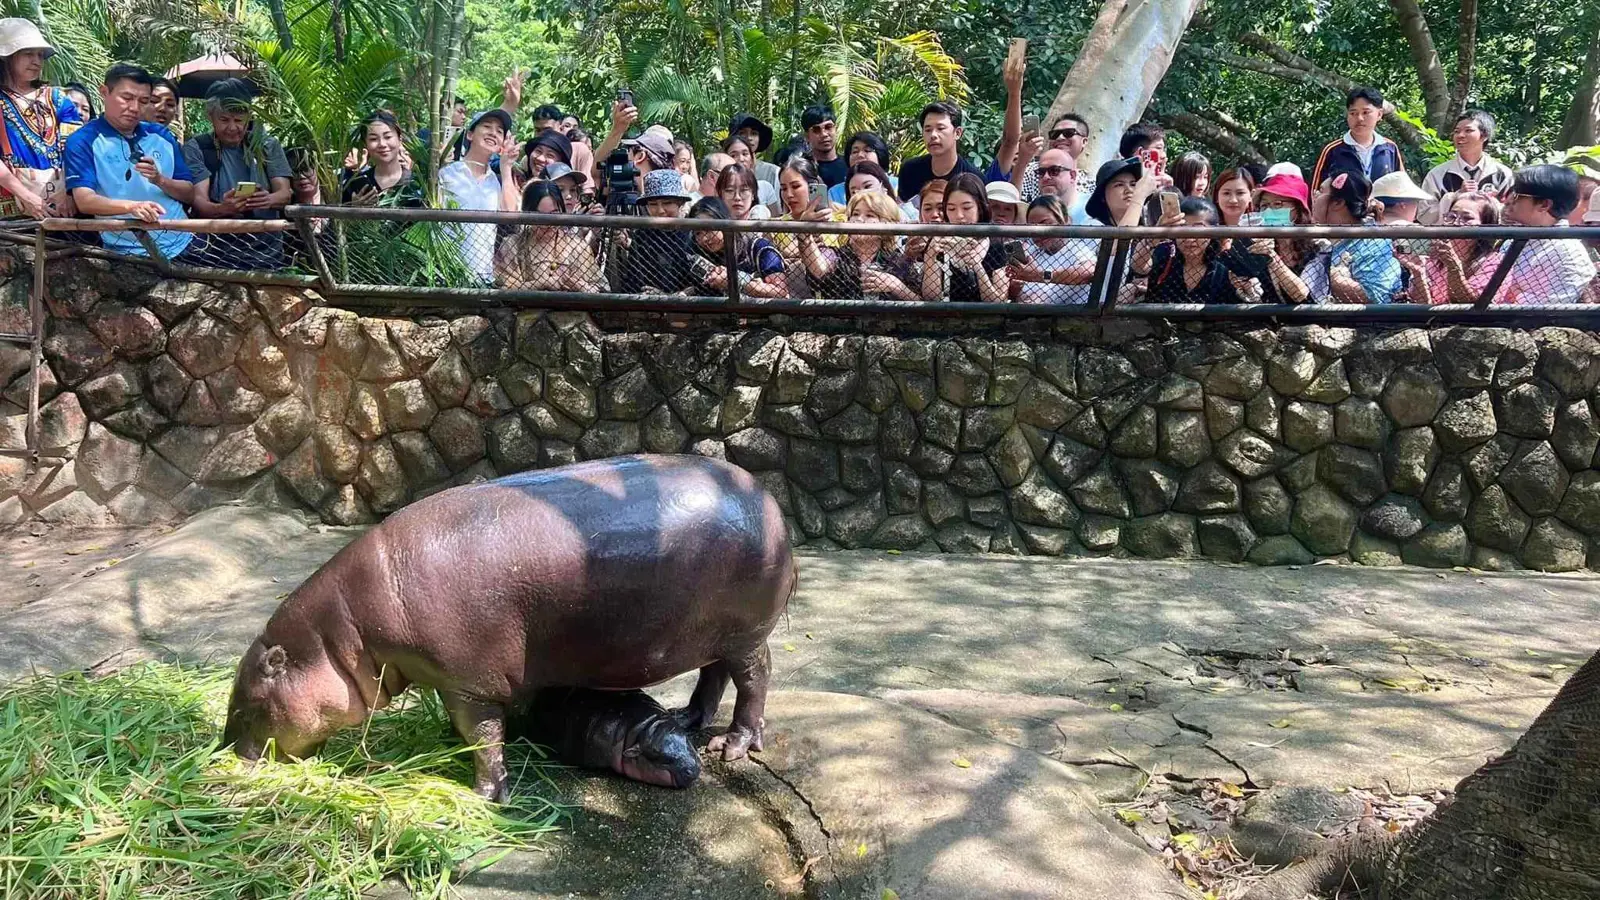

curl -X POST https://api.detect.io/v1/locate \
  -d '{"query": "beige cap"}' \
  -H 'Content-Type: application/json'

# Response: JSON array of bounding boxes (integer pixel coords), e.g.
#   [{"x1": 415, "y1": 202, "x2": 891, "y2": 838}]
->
[
  {"x1": 1370, "y1": 170, "x2": 1431, "y2": 203},
  {"x1": 0, "y1": 18, "x2": 53, "y2": 59},
  {"x1": 1584, "y1": 186, "x2": 1600, "y2": 224}
]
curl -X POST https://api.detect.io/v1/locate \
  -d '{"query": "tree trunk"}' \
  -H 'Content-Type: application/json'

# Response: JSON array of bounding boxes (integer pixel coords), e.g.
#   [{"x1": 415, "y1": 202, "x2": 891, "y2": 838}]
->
[
  {"x1": 268, "y1": 0, "x2": 293, "y2": 50},
  {"x1": 425, "y1": 0, "x2": 445, "y2": 190},
  {"x1": 331, "y1": 0, "x2": 346, "y2": 64},
  {"x1": 1247, "y1": 647, "x2": 1600, "y2": 900},
  {"x1": 1387, "y1": 0, "x2": 1450, "y2": 133},
  {"x1": 439, "y1": 0, "x2": 469, "y2": 139},
  {"x1": 1558, "y1": 12, "x2": 1600, "y2": 147},
  {"x1": 1043, "y1": 0, "x2": 1207, "y2": 174},
  {"x1": 1449, "y1": 0, "x2": 1479, "y2": 121}
]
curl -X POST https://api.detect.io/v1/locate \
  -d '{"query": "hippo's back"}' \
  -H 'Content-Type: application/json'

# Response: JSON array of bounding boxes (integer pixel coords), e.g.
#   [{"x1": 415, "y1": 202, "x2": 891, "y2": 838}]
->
[{"x1": 353, "y1": 454, "x2": 793, "y2": 688}]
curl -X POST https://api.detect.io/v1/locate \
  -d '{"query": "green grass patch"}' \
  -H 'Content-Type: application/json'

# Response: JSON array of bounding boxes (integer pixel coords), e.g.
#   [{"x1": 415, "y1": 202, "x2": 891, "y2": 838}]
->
[{"x1": 0, "y1": 661, "x2": 565, "y2": 899}]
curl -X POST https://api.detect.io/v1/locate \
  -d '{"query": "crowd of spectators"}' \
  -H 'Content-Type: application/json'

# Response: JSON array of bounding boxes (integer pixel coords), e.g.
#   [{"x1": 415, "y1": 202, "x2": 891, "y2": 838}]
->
[{"x1": 1, "y1": 17, "x2": 1596, "y2": 305}]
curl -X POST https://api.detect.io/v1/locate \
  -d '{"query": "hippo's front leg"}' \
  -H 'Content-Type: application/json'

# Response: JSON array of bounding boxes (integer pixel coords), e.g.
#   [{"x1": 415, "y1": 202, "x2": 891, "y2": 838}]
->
[
  {"x1": 707, "y1": 643, "x2": 770, "y2": 761},
  {"x1": 442, "y1": 691, "x2": 510, "y2": 802}
]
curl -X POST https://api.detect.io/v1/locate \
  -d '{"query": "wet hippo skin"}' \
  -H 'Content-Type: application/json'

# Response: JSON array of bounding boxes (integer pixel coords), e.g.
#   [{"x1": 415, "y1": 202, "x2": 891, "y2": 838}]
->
[
  {"x1": 222, "y1": 454, "x2": 795, "y2": 801},
  {"x1": 511, "y1": 687, "x2": 702, "y2": 788}
]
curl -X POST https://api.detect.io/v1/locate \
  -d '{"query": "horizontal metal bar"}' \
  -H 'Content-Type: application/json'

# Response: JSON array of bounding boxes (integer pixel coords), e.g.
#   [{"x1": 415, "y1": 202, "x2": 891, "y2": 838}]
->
[
  {"x1": 40, "y1": 217, "x2": 296, "y2": 234},
  {"x1": 0, "y1": 332, "x2": 30, "y2": 343},
  {"x1": 1117, "y1": 302, "x2": 1600, "y2": 324},
  {"x1": 326, "y1": 284, "x2": 1105, "y2": 318},
  {"x1": 283, "y1": 204, "x2": 1600, "y2": 242}
]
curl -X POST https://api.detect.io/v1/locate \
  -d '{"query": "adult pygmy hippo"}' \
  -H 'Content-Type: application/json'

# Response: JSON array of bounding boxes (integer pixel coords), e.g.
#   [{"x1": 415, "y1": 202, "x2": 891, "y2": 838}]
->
[
  {"x1": 223, "y1": 454, "x2": 795, "y2": 801},
  {"x1": 512, "y1": 688, "x2": 700, "y2": 788}
]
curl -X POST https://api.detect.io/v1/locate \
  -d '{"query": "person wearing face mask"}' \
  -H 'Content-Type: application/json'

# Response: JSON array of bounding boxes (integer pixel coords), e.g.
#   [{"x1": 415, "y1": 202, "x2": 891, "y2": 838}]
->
[
  {"x1": 920, "y1": 172, "x2": 1008, "y2": 302},
  {"x1": 0, "y1": 18, "x2": 83, "y2": 218}
]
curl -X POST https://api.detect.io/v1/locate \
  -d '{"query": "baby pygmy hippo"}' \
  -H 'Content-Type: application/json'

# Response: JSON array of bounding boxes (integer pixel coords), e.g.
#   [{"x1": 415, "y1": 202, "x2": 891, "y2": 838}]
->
[{"x1": 511, "y1": 687, "x2": 701, "y2": 789}]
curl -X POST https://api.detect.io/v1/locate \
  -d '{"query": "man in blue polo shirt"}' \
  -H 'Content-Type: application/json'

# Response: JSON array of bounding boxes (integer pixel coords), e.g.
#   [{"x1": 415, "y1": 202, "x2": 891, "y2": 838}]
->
[{"x1": 64, "y1": 63, "x2": 195, "y2": 260}]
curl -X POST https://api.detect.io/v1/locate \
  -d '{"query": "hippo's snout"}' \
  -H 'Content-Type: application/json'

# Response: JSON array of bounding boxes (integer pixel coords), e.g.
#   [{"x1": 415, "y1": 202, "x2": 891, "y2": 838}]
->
[{"x1": 623, "y1": 725, "x2": 701, "y2": 789}]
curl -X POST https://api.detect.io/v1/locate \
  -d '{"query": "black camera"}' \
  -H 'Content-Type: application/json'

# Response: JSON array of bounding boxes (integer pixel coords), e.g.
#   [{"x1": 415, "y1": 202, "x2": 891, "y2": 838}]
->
[{"x1": 600, "y1": 148, "x2": 639, "y2": 214}]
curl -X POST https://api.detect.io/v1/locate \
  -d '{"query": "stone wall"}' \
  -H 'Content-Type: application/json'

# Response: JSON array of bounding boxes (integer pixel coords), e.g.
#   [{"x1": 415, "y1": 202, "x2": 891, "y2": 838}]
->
[{"x1": 3, "y1": 257, "x2": 1600, "y2": 571}]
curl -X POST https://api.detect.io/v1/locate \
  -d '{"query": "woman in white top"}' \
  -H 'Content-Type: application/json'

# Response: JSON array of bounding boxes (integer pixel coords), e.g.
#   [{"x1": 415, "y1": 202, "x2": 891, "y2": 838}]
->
[{"x1": 1009, "y1": 195, "x2": 1096, "y2": 304}]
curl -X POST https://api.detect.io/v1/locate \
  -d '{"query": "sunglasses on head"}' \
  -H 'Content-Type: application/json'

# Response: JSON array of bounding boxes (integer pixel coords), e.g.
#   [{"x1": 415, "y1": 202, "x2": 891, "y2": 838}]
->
[{"x1": 1049, "y1": 128, "x2": 1082, "y2": 140}]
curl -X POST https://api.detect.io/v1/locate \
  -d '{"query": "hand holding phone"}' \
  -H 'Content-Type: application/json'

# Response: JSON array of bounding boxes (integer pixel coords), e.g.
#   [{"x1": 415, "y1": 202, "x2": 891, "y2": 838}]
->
[
  {"x1": 617, "y1": 88, "x2": 634, "y2": 108},
  {"x1": 1158, "y1": 190, "x2": 1181, "y2": 221},
  {"x1": 1004, "y1": 240, "x2": 1028, "y2": 266},
  {"x1": 235, "y1": 181, "x2": 258, "y2": 198},
  {"x1": 1021, "y1": 114, "x2": 1040, "y2": 137},
  {"x1": 808, "y1": 183, "x2": 828, "y2": 213}
]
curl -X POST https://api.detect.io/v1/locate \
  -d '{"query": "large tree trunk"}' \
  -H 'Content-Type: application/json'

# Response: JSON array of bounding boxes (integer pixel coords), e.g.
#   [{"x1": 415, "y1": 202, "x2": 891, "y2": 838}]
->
[
  {"x1": 1449, "y1": 0, "x2": 1479, "y2": 121},
  {"x1": 1156, "y1": 109, "x2": 1270, "y2": 165},
  {"x1": 1246, "y1": 648, "x2": 1600, "y2": 900},
  {"x1": 1387, "y1": 0, "x2": 1451, "y2": 133},
  {"x1": 1043, "y1": 0, "x2": 1206, "y2": 174},
  {"x1": 1559, "y1": 12, "x2": 1600, "y2": 148}
]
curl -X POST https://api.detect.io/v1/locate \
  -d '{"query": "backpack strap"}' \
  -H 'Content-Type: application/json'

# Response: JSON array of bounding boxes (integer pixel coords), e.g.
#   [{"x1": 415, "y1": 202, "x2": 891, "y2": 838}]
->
[{"x1": 195, "y1": 133, "x2": 224, "y2": 203}]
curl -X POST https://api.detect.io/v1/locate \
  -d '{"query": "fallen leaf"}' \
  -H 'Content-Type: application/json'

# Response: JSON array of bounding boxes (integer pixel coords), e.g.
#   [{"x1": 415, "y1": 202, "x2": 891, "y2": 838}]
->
[
  {"x1": 1268, "y1": 719, "x2": 1293, "y2": 729},
  {"x1": 804, "y1": 632, "x2": 814, "y2": 640},
  {"x1": 1218, "y1": 782, "x2": 1244, "y2": 798},
  {"x1": 952, "y1": 756, "x2": 972, "y2": 768},
  {"x1": 885, "y1": 549, "x2": 901, "y2": 555},
  {"x1": 855, "y1": 842, "x2": 868, "y2": 858},
  {"x1": 1312, "y1": 559, "x2": 1338, "y2": 566},
  {"x1": 882, "y1": 891, "x2": 900, "y2": 900},
  {"x1": 783, "y1": 643, "x2": 797, "y2": 652},
  {"x1": 1550, "y1": 663, "x2": 1568, "y2": 670},
  {"x1": 1106, "y1": 686, "x2": 1118, "y2": 693},
  {"x1": 1172, "y1": 832, "x2": 1200, "y2": 849},
  {"x1": 1108, "y1": 703, "x2": 1124, "y2": 712},
  {"x1": 1114, "y1": 808, "x2": 1144, "y2": 823}
]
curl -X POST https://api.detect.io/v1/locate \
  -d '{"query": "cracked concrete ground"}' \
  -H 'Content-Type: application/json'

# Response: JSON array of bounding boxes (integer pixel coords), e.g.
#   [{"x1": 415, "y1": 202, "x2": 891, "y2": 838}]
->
[{"x1": 2, "y1": 506, "x2": 1596, "y2": 899}]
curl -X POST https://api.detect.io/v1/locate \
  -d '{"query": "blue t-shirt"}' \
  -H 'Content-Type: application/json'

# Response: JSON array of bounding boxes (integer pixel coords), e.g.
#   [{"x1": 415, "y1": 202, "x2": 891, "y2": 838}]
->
[
  {"x1": 1305, "y1": 226, "x2": 1403, "y2": 303},
  {"x1": 63, "y1": 118, "x2": 193, "y2": 258}
]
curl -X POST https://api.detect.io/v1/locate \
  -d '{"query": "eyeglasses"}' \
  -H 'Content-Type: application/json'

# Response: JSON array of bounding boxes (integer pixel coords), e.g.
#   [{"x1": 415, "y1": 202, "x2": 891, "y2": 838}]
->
[
  {"x1": 1049, "y1": 128, "x2": 1082, "y2": 140},
  {"x1": 1037, "y1": 165, "x2": 1071, "y2": 177}
]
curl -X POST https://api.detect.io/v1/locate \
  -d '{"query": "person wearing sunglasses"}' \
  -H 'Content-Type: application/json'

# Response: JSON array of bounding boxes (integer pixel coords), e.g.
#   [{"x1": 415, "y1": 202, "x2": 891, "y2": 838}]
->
[
  {"x1": 63, "y1": 63, "x2": 196, "y2": 260},
  {"x1": 0, "y1": 18, "x2": 84, "y2": 219}
]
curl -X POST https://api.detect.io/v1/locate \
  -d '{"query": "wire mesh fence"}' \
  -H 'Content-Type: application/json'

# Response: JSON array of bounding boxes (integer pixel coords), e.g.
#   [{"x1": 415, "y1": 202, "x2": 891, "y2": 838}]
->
[{"x1": 17, "y1": 210, "x2": 1600, "y2": 317}]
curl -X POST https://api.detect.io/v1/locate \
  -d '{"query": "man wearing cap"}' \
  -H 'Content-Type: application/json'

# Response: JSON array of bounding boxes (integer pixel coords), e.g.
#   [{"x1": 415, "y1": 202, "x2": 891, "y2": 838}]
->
[
  {"x1": 729, "y1": 113, "x2": 780, "y2": 195},
  {"x1": 64, "y1": 64, "x2": 197, "y2": 261},
  {"x1": 1369, "y1": 170, "x2": 1431, "y2": 225},
  {"x1": 438, "y1": 107, "x2": 521, "y2": 283},
  {"x1": 1499, "y1": 164, "x2": 1596, "y2": 304},
  {"x1": 1420, "y1": 110, "x2": 1511, "y2": 223},
  {"x1": 183, "y1": 77, "x2": 293, "y2": 267},
  {"x1": 800, "y1": 105, "x2": 848, "y2": 188}
]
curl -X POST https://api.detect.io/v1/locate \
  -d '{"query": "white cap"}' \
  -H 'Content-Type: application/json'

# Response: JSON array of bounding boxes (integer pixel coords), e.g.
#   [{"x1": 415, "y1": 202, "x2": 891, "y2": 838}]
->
[
  {"x1": 1265, "y1": 162, "x2": 1303, "y2": 180},
  {"x1": 644, "y1": 124, "x2": 674, "y2": 143}
]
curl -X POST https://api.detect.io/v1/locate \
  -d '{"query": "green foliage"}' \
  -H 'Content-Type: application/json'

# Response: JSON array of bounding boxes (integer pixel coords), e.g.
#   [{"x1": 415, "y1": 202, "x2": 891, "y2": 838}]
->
[
  {"x1": 0, "y1": 0, "x2": 247, "y2": 87},
  {"x1": 0, "y1": 661, "x2": 561, "y2": 899},
  {"x1": 1390, "y1": 108, "x2": 1455, "y2": 167}
]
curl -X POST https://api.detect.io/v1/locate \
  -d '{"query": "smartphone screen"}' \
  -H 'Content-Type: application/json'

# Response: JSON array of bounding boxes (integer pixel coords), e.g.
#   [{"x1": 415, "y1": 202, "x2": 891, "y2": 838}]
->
[
  {"x1": 617, "y1": 89, "x2": 634, "y2": 107},
  {"x1": 1239, "y1": 212, "x2": 1264, "y2": 228}
]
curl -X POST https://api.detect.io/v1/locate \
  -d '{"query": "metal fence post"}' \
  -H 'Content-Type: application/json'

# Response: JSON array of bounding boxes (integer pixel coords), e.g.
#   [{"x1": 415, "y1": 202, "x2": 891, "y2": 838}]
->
[
  {"x1": 1474, "y1": 238, "x2": 1526, "y2": 309},
  {"x1": 25, "y1": 224, "x2": 45, "y2": 468},
  {"x1": 722, "y1": 226, "x2": 741, "y2": 305},
  {"x1": 296, "y1": 216, "x2": 338, "y2": 293}
]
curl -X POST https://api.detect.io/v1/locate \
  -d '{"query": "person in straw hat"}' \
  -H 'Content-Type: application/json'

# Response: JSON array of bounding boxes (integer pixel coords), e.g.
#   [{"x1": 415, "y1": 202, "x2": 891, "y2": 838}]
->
[{"x1": 0, "y1": 17, "x2": 83, "y2": 218}]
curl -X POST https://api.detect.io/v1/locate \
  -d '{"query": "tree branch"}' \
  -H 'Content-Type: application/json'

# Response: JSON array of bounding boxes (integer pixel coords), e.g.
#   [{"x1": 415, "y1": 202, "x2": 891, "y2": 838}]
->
[
  {"x1": 1233, "y1": 33, "x2": 1430, "y2": 149},
  {"x1": 1388, "y1": 0, "x2": 1451, "y2": 132},
  {"x1": 1451, "y1": 0, "x2": 1479, "y2": 120},
  {"x1": 1157, "y1": 110, "x2": 1270, "y2": 165},
  {"x1": 1559, "y1": 10, "x2": 1600, "y2": 147}
]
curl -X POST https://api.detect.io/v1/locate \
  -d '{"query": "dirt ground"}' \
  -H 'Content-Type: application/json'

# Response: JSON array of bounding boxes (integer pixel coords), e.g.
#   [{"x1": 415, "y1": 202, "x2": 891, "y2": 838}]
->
[{"x1": 0, "y1": 521, "x2": 178, "y2": 616}]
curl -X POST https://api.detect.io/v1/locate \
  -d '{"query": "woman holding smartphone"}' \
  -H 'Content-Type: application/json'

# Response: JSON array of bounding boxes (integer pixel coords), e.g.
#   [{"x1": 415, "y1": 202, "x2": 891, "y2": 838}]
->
[
  {"x1": 921, "y1": 172, "x2": 1008, "y2": 302},
  {"x1": 685, "y1": 196, "x2": 787, "y2": 298},
  {"x1": 772, "y1": 156, "x2": 844, "y2": 261},
  {"x1": 802, "y1": 190, "x2": 919, "y2": 300}
]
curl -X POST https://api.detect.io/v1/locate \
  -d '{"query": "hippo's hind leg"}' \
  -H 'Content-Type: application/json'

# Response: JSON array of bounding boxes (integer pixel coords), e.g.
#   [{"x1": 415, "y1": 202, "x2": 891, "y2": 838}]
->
[
  {"x1": 706, "y1": 642, "x2": 770, "y2": 761},
  {"x1": 671, "y1": 661, "x2": 730, "y2": 731},
  {"x1": 441, "y1": 691, "x2": 510, "y2": 803}
]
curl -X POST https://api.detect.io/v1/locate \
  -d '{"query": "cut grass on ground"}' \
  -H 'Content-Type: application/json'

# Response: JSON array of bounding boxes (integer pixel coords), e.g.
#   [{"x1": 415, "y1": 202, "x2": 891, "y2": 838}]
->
[{"x1": 0, "y1": 661, "x2": 564, "y2": 899}]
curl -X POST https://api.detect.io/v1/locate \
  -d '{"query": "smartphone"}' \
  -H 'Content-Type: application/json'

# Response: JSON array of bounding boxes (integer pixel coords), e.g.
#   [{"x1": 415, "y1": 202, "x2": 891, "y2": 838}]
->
[
  {"x1": 1395, "y1": 237, "x2": 1430, "y2": 257},
  {"x1": 809, "y1": 183, "x2": 828, "y2": 212},
  {"x1": 1021, "y1": 114, "x2": 1041, "y2": 137},
  {"x1": 1004, "y1": 240, "x2": 1028, "y2": 266},
  {"x1": 1158, "y1": 190, "x2": 1180, "y2": 220},
  {"x1": 1260, "y1": 207, "x2": 1293, "y2": 227},
  {"x1": 617, "y1": 88, "x2": 634, "y2": 108},
  {"x1": 235, "y1": 181, "x2": 258, "y2": 198}
]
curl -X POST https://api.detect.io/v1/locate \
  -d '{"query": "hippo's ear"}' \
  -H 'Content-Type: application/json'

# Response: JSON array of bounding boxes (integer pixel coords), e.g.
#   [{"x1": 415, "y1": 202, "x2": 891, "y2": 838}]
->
[{"x1": 258, "y1": 645, "x2": 289, "y2": 680}]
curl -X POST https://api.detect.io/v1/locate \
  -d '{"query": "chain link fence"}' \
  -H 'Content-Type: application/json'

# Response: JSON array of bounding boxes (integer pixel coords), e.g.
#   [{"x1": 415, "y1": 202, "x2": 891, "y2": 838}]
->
[{"x1": 13, "y1": 211, "x2": 1600, "y2": 317}]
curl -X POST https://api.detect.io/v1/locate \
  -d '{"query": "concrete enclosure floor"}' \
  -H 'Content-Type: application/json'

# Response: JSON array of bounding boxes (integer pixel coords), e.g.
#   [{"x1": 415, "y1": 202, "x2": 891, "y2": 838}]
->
[{"x1": 2, "y1": 504, "x2": 1595, "y2": 898}]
